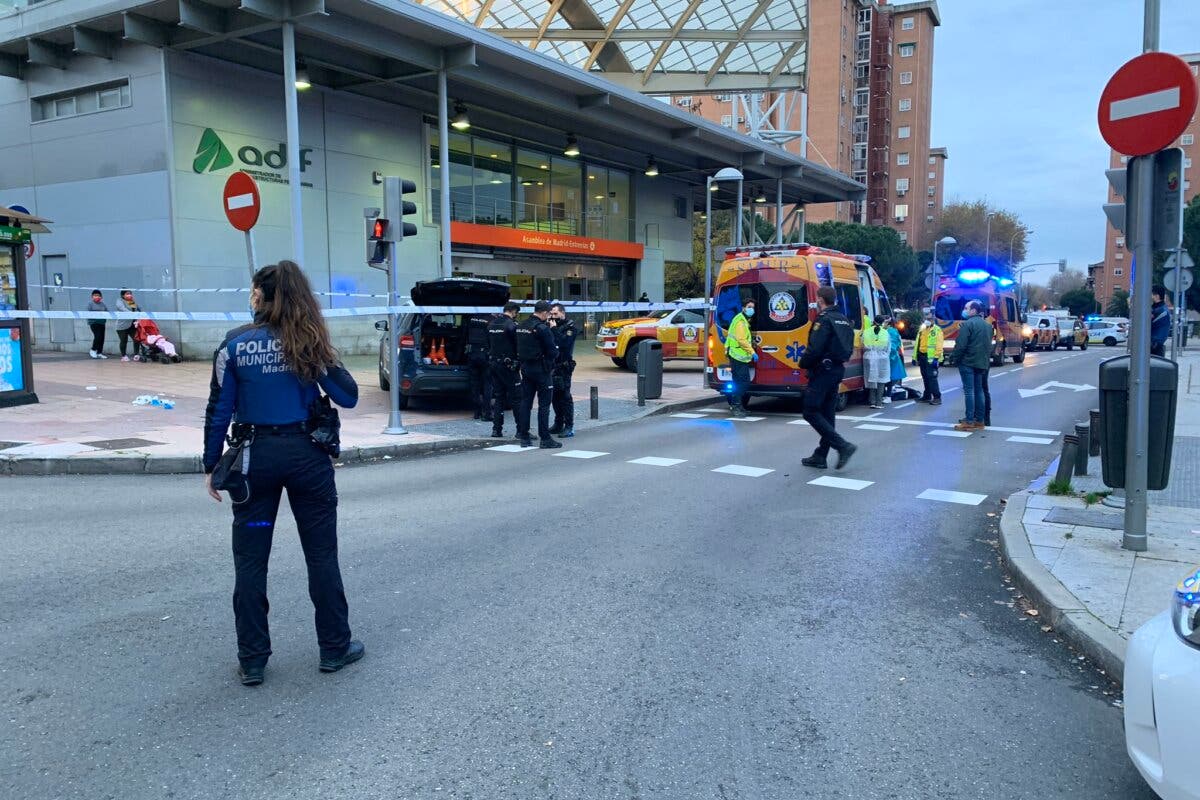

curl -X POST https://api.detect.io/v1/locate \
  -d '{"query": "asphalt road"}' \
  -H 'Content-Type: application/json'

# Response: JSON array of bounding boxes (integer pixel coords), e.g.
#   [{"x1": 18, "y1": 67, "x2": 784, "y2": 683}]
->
[{"x1": 1, "y1": 345, "x2": 1155, "y2": 800}]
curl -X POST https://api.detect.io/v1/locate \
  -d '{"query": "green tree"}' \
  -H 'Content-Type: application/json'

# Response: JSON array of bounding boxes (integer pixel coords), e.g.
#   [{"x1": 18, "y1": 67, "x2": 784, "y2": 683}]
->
[
  {"x1": 935, "y1": 200, "x2": 1029, "y2": 274},
  {"x1": 803, "y1": 220, "x2": 919, "y2": 300},
  {"x1": 1060, "y1": 287, "x2": 1098, "y2": 317},
  {"x1": 1106, "y1": 288, "x2": 1130, "y2": 318},
  {"x1": 1048, "y1": 268, "x2": 1086, "y2": 304},
  {"x1": 1181, "y1": 195, "x2": 1200, "y2": 313}
]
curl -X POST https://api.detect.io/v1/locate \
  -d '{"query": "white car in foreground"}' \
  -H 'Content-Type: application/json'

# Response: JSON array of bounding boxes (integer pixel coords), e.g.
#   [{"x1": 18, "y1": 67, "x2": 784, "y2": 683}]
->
[{"x1": 1125, "y1": 566, "x2": 1200, "y2": 800}]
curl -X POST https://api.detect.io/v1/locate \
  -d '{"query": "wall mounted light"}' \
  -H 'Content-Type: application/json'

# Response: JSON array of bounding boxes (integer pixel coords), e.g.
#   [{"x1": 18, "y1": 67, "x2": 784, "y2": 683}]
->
[
  {"x1": 451, "y1": 101, "x2": 470, "y2": 131},
  {"x1": 644, "y1": 157, "x2": 659, "y2": 177},
  {"x1": 294, "y1": 62, "x2": 312, "y2": 90},
  {"x1": 563, "y1": 133, "x2": 580, "y2": 157}
]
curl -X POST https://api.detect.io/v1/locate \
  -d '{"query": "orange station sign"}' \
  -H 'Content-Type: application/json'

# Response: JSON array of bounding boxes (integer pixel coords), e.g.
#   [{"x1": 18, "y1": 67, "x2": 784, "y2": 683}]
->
[{"x1": 450, "y1": 222, "x2": 645, "y2": 261}]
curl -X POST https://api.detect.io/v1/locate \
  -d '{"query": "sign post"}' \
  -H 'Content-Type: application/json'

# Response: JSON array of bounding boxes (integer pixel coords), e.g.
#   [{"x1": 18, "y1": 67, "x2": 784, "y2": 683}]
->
[
  {"x1": 222, "y1": 171, "x2": 262, "y2": 280},
  {"x1": 1165, "y1": 250, "x2": 1194, "y2": 358},
  {"x1": 1096, "y1": 10, "x2": 1198, "y2": 552}
]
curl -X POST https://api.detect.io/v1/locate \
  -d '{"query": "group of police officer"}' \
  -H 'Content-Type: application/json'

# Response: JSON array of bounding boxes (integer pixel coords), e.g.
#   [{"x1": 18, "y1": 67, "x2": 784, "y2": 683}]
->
[{"x1": 466, "y1": 299, "x2": 577, "y2": 449}]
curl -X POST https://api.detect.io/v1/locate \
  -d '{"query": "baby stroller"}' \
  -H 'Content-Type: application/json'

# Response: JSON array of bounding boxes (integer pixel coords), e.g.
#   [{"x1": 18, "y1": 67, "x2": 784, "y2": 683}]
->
[{"x1": 132, "y1": 319, "x2": 182, "y2": 364}]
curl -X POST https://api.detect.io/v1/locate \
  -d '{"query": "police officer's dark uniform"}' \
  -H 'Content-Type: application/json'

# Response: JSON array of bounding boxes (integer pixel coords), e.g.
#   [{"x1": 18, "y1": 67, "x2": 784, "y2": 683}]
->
[
  {"x1": 204, "y1": 312, "x2": 362, "y2": 685},
  {"x1": 549, "y1": 309, "x2": 577, "y2": 437},
  {"x1": 487, "y1": 303, "x2": 523, "y2": 438},
  {"x1": 799, "y1": 290, "x2": 858, "y2": 470},
  {"x1": 465, "y1": 313, "x2": 493, "y2": 420},
  {"x1": 516, "y1": 300, "x2": 561, "y2": 448}
]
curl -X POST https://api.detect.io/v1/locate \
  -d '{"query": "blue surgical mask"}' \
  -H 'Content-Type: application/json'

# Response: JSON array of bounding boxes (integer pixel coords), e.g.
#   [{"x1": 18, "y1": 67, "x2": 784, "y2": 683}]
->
[
  {"x1": 744, "y1": 307, "x2": 755, "y2": 318},
  {"x1": 961, "y1": 309, "x2": 970, "y2": 319}
]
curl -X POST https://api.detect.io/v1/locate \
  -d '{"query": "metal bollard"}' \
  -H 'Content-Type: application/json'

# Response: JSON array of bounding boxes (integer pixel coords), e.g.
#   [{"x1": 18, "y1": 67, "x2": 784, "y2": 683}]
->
[
  {"x1": 1074, "y1": 423, "x2": 1089, "y2": 476},
  {"x1": 590, "y1": 386, "x2": 599, "y2": 419},
  {"x1": 1088, "y1": 408, "x2": 1101, "y2": 457},
  {"x1": 1055, "y1": 434, "x2": 1079, "y2": 486},
  {"x1": 637, "y1": 373, "x2": 645, "y2": 407}
]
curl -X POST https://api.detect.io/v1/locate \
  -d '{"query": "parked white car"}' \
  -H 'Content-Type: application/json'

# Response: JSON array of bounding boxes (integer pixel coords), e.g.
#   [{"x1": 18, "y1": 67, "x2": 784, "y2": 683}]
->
[
  {"x1": 1087, "y1": 320, "x2": 1128, "y2": 347},
  {"x1": 1125, "y1": 566, "x2": 1200, "y2": 800}
]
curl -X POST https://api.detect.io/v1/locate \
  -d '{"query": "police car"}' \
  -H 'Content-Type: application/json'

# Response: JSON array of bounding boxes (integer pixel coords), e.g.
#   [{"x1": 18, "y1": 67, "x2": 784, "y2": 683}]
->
[
  {"x1": 1125, "y1": 565, "x2": 1200, "y2": 800},
  {"x1": 595, "y1": 299, "x2": 706, "y2": 371}
]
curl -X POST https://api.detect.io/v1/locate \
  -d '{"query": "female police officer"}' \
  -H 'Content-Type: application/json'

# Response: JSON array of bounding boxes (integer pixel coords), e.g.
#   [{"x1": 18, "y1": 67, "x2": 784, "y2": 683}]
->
[{"x1": 203, "y1": 260, "x2": 363, "y2": 686}]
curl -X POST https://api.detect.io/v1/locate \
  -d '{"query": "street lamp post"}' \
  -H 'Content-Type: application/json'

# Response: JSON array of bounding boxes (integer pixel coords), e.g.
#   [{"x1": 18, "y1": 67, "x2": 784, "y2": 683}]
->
[
  {"x1": 984, "y1": 211, "x2": 996, "y2": 271},
  {"x1": 1008, "y1": 229, "x2": 1024, "y2": 270},
  {"x1": 930, "y1": 235, "x2": 956, "y2": 311},
  {"x1": 703, "y1": 167, "x2": 745, "y2": 387}
]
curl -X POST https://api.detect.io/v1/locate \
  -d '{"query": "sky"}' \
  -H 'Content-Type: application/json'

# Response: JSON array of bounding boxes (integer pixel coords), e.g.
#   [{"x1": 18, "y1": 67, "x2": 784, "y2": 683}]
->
[{"x1": 930, "y1": 0, "x2": 1200, "y2": 286}]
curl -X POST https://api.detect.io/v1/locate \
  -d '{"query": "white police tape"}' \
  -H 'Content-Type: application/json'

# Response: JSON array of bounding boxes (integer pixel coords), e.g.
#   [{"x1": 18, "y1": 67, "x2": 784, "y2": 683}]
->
[{"x1": 0, "y1": 301, "x2": 709, "y2": 322}]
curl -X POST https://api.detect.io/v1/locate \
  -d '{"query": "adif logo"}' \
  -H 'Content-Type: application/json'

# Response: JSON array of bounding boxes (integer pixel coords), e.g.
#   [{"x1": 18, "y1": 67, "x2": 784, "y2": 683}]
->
[
  {"x1": 192, "y1": 128, "x2": 315, "y2": 175},
  {"x1": 193, "y1": 128, "x2": 234, "y2": 173}
]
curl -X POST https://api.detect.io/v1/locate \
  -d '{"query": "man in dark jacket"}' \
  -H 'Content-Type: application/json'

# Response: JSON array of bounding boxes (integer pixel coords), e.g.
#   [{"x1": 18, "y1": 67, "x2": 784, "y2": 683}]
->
[
  {"x1": 800, "y1": 286, "x2": 857, "y2": 470},
  {"x1": 548, "y1": 303, "x2": 577, "y2": 438},
  {"x1": 516, "y1": 300, "x2": 561, "y2": 449},
  {"x1": 952, "y1": 300, "x2": 992, "y2": 430},
  {"x1": 1151, "y1": 286, "x2": 1171, "y2": 357}
]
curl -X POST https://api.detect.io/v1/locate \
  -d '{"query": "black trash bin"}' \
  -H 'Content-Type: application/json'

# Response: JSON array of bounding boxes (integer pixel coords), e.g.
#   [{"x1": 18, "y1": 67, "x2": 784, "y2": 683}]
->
[
  {"x1": 1098, "y1": 355, "x2": 1178, "y2": 490},
  {"x1": 637, "y1": 339, "x2": 663, "y2": 401}
]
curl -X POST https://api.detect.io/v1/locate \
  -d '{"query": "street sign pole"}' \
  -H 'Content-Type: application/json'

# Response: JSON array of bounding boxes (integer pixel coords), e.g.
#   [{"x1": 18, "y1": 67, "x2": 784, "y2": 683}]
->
[
  {"x1": 382, "y1": 176, "x2": 407, "y2": 435},
  {"x1": 1173, "y1": 249, "x2": 1183, "y2": 357},
  {"x1": 1123, "y1": 153, "x2": 1154, "y2": 552},
  {"x1": 223, "y1": 171, "x2": 262, "y2": 283}
]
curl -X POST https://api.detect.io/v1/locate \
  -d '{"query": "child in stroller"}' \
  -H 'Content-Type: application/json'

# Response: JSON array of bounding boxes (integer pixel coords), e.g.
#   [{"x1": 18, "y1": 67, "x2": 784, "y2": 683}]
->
[{"x1": 132, "y1": 319, "x2": 182, "y2": 363}]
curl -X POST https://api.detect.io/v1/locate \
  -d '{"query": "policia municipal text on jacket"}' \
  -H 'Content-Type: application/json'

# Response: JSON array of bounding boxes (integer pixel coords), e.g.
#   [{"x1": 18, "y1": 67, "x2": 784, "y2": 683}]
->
[
  {"x1": 203, "y1": 260, "x2": 364, "y2": 687},
  {"x1": 487, "y1": 301, "x2": 523, "y2": 438},
  {"x1": 799, "y1": 285, "x2": 857, "y2": 470},
  {"x1": 516, "y1": 300, "x2": 561, "y2": 448}
]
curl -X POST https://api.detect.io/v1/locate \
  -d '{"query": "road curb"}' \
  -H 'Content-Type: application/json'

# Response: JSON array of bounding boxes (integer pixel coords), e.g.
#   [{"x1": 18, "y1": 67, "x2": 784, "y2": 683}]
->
[
  {"x1": 998, "y1": 489, "x2": 1129, "y2": 684},
  {"x1": 0, "y1": 393, "x2": 720, "y2": 477}
]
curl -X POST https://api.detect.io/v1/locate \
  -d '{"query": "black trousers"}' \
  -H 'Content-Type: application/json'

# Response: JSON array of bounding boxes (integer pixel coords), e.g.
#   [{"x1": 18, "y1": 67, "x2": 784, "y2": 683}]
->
[
  {"x1": 117, "y1": 328, "x2": 132, "y2": 356},
  {"x1": 803, "y1": 365, "x2": 850, "y2": 459},
  {"x1": 551, "y1": 364, "x2": 574, "y2": 429},
  {"x1": 489, "y1": 361, "x2": 523, "y2": 433},
  {"x1": 1151, "y1": 341, "x2": 1166, "y2": 357},
  {"x1": 982, "y1": 367, "x2": 992, "y2": 426},
  {"x1": 917, "y1": 353, "x2": 941, "y2": 400},
  {"x1": 230, "y1": 433, "x2": 350, "y2": 668},
  {"x1": 728, "y1": 358, "x2": 751, "y2": 409},
  {"x1": 89, "y1": 323, "x2": 106, "y2": 353},
  {"x1": 520, "y1": 362, "x2": 554, "y2": 441},
  {"x1": 467, "y1": 351, "x2": 492, "y2": 416}
]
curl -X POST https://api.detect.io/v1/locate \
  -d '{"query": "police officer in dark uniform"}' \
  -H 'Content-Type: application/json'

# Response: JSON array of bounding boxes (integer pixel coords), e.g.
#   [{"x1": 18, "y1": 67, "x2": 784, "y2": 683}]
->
[
  {"x1": 548, "y1": 302, "x2": 577, "y2": 438},
  {"x1": 799, "y1": 285, "x2": 858, "y2": 470},
  {"x1": 465, "y1": 312, "x2": 493, "y2": 421},
  {"x1": 487, "y1": 301, "x2": 523, "y2": 439},
  {"x1": 516, "y1": 300, "x2": 561, "y2": 449},
  {"x1": 203, "y1": 260, "x2": 364, "y2": 686}
]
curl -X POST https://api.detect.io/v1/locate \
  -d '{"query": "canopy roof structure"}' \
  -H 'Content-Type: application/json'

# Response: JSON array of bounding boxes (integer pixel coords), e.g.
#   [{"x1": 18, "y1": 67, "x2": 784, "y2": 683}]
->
[{"x1": 420, "y1": 0, "x2": 808, "y2": 93}]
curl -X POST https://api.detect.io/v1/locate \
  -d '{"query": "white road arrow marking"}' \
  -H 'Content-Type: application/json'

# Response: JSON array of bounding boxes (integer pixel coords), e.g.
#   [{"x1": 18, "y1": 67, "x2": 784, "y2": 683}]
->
[{"x1": 1018, "y1": 381, "x2": 1096, "y2": 399}]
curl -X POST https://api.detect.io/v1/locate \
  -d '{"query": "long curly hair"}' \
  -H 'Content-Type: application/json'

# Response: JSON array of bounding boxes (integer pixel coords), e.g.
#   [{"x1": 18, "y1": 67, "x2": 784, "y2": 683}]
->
[{"x1": 252, "y1": 260, "x2": 336, "y2": 383}]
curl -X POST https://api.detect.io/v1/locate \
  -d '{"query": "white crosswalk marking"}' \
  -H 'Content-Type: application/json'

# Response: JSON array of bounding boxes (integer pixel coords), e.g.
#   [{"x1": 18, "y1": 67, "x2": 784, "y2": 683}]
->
[
  {"x1": 486, "y1": 444, "x2": 536, "y2": 453},
  {"x1": 727, "y1": 416, "x2": 765, "y2": 422},
  {"x1": 918, "y1": 488, "x2": 987, "y2": 506},
  {"x1": 554, "y1": 450, "x2": 609, "y2": 459},
  {"x1": 628, "y1": 456, "x2": 686, "y2": 467},
  {"x1": 929, "y1": 429, "x2": 972, "y2": 438},
  {"x1": 809, "y1": 476, "x2": 873, "y2": 491},
  {"x1": 1007, "y1": 435, "x2": 1055, "y2": 445},
  {"x1": 856, "y1": 423, "x2": 900, "y2": 432},
  {"x1": 712, "y1": 464, "x2": 774, "y2": 478},
  {"x1": 787, "y1": 419, "x2": 811, "y2": 426},
  {"x1": 670, "y1": 413, "x2": 707, "y2": 419}
]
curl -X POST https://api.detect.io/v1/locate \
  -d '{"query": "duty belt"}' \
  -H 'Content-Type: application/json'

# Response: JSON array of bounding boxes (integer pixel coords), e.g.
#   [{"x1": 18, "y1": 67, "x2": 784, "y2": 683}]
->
[{"x1": 233, "y1": 421, "x2": 310, "y2": 438}]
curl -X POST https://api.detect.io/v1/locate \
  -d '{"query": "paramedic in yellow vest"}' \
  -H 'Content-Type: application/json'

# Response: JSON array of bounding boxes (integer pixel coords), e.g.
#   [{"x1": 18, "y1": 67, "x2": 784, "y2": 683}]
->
[
  {"x1": 915, "y1": 311, "x2": 945, "y2": 405},
  {"x1": 725, "y1": 298, "x2": 757, "y2": 418}
]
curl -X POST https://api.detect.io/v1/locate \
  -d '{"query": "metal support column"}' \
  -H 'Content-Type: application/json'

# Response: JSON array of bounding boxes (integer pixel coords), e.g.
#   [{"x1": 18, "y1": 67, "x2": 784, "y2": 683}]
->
[
  {"x1": 734, "y1": 180, "x2": 743, "y2": 247},
  {"x1": 281, "y1": 22, "x2": 305, "y2": 266},
  {"x1": 437, "y1": 68, "x2": 452, "y2": 279},
  {"x1": 1123, "y1": 0, "x2": 1160, "y2": 551},
  {"x1": 703, "y1": 177, "x2": 714, "y2": 388},
  {"x1": 775, "y1": 179, "x2": 784, "y2": 244}
]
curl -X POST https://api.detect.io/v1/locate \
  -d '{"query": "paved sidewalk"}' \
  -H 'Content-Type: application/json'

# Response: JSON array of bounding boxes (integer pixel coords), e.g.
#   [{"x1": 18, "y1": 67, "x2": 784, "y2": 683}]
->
[
  {"x1": 0, "y1": 349, "x2": 712, "y2": 474},
  {"x1": 999, "y1": 348, "x2": 1200, "y2": 682}
]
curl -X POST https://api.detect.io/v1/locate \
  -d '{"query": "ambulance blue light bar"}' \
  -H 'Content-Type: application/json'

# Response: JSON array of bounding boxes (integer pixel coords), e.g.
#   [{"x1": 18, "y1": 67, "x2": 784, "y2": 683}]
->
[{"x1": 957, "y1": 268, "x2": 992, "y2": 285}]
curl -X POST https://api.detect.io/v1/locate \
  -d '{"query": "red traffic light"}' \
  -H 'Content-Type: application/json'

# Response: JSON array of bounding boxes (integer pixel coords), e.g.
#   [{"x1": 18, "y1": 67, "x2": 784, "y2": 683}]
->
[{"x1": 370, "y1": 218, "x2": 389, "y2": 240}]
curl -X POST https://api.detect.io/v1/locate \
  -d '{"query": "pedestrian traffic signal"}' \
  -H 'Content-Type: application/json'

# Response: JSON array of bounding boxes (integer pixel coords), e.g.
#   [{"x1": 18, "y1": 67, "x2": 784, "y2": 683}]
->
[
  {"x1": 1103, "y1": 166, "x2": 1128, "y2": 236},
  {"x1": 365, "y1": 210, "x2": 389, "y2": 268}
]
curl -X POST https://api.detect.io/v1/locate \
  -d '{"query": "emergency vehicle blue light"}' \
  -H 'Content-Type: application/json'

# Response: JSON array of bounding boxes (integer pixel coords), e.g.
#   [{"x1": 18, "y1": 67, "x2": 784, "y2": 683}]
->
[
  {"x1": 724, "y1": 383, "x2": 735, "y2": 392},
  {"x1": 957, "y1": 269, "x2": 991, "y2": 285},
  {"x1": 995, "y1": 277, "x2": 1015, "y2": 288}
]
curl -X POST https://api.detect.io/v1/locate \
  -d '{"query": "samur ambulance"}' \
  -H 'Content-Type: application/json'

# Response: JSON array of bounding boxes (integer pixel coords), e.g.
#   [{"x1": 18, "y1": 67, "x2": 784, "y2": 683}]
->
[
  {"x1": 595, "y1": 299, "x2": 706, "y2": 372},
  {"x1": 706, "y1": 244, "x2": 892, "y2": 409},
  {"x1": 931, "y1": 261, "x2": 1025, "y2": 365}
]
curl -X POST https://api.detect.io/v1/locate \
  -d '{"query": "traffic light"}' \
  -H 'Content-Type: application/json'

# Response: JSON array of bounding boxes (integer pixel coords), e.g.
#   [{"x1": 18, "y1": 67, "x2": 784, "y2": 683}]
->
[
  {"x1": 1103, "y1": 165, "x2": 1128, "y2": 236},
  {"x1": 384, "y1": 177, "x2": 418, "y2": 242},
  {"x1": 365, "y1": 207, "x2": 389, "y2": 269}
]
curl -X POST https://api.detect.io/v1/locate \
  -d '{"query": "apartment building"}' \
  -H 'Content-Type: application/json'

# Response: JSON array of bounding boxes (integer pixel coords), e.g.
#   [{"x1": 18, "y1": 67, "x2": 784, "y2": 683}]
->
[
  {"x1": 672, "y1": 0, "x2": 947, "y2": 251},
  {"x1": 1096, "y1": 52, "x2": 1199, "y2": 308}
]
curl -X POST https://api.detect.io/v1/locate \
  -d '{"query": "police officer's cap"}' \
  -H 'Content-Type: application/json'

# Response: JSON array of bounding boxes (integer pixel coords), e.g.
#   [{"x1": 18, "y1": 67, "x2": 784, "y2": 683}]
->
[{"x1": 533, "y1": 300, "x2": 552, "y2": 313}]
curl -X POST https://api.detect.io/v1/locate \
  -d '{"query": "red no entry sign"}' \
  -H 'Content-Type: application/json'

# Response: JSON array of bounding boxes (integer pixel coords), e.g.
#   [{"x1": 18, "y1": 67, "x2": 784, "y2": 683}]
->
[
  {"x1": 1098, "y1": 52, "x2": 1198, "y2": 156},
  {"x1": 222, "y1": 171, "x2": 261, "y2": 233}
]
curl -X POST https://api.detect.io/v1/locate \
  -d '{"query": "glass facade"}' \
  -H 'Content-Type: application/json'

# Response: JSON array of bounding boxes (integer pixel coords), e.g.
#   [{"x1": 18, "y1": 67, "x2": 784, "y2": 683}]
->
[{"x1": 430, "y1": 127, "x2": 632, "y2": 242}]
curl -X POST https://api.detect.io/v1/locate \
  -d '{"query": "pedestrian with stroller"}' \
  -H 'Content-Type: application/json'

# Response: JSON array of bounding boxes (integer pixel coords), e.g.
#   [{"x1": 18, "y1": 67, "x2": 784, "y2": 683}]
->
[{"x1": 115, "y1": 289, "x2": 140, "y2": 362}]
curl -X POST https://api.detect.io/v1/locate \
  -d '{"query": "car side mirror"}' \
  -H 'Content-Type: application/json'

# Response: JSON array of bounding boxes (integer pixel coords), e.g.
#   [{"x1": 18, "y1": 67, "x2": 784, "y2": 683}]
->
[{"x1": 375, "y1": 319, "x2": 389, "y2": 332}]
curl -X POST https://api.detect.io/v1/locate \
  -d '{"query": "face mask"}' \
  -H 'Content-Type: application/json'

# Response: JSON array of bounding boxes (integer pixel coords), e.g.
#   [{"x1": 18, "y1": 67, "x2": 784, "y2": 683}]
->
[
  {"x1": 962, "y1": 308, "x2": 971, "y2": 319},
  {"x1": 744, "y1": 307, "x2": 755, "y2": 318}
]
